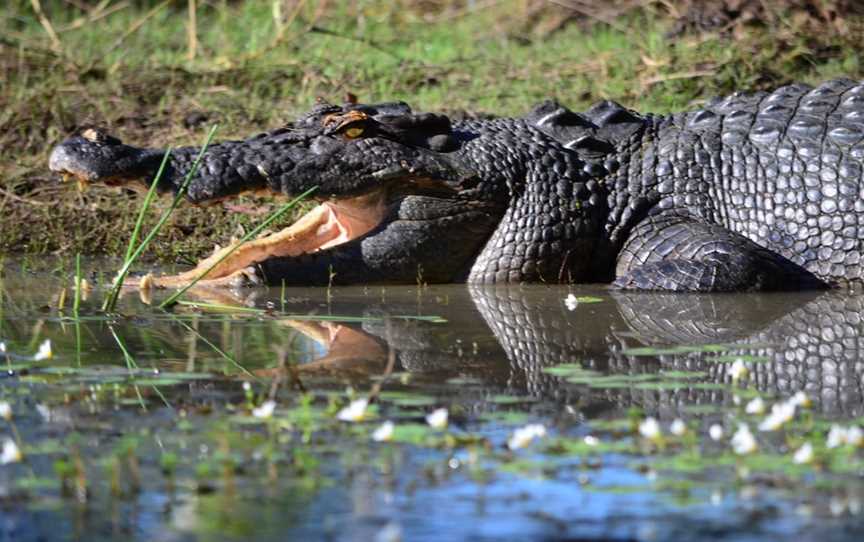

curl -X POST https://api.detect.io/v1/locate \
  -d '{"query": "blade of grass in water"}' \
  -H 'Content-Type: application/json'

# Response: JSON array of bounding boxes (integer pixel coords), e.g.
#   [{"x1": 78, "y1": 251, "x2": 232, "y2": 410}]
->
[
  {"x1": 109, "y1": 326, "x2": 171, "y2": 409},
  {"x1": 159, "y1": 185, "x2": 318, "y2": 308},
  {"x1": 73, "y1": 253, "x2": 83, "y2": 367},
  {"x1": 175, "y1": 300, "x2": 266, "y2": 313},
  {"x1": 72, "y1": 253, "x2": 82, "y2": 317},
  {"x1": 109, "y1": 326, "x2": 147, "y2": 410},
  {"x1": 102, "y1": 125, "x2": 218, "y2": 312},
  {"x1": 170, "y1": 316, "x2": 258, "y2": 379}
]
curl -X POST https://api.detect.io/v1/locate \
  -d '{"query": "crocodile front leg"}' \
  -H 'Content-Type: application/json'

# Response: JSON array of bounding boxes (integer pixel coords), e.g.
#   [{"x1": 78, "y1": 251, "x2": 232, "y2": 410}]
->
[{"x1": 613, "y1": 213, "x2": 827, "y2": 291}]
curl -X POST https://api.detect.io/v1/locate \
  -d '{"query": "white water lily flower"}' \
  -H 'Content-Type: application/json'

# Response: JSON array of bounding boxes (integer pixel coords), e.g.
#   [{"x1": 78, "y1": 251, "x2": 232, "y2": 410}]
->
[
  {"x1": 758, "y1": 401, "x2": 796, "y2": 432},
  {"x1": 670, "y1": 419, "x2": 687, "y2": 436},
  {"x1": 793, "y1": 442, "x2": 814, "y2": 464},
  {"x1": 638, "y1": 417, "x2": 662, "y2": 441},
  {"x1": 337, "y1": 398, "x2": 370, "y2": 422},
  {"x1": 33, "y1": 339, "x2": 52, "y2": 361},
  {"x1": 372, "y1": 421, "x2": 395, "y2": 442},
  {"x1": 830, "y1": 496, "x2": 847, "y2": 517},
  {"x1": 564, "y1": 294, "x2": 578, "y2": 311},
  {"x1": 745, "y1": 397, "x2": 766, "y2": 415},
  {"x1": 375, "y1": 522, "x2": 403, "y2": 542},
  {"x1": 35, "y1": 404, "x2": 51, "y2": 422},
  {"x1": 709, "y1": 424, "x2": 724, "y2": 441},
  {"x1": 789, "y1": 391, "x2": 811, "y2": 409},
  {"x1": 729, "y1": 359, "x2": 749, "y2": 381},
  {"x1": 583, "y1": 435, "x2": 599, "y2": 447},
  {"x1": 507, "y1": 423, "x2": 547, "y2": 450},
  {"x1": 827, "y1": 424, "x2": 848, "y2": 449},
  {"x1": 0, "y1": 439, "x2": 21, "y2": 464},
  {"x1": 711, "y1": 491, "x2": 723, "y2": 506},
  {"x1": 848, "y1": 426, "x2": 863, "y2": 447},
  {"x1": 850, "y1": 497, "x2": 862, "y2": 516},
  {"x1": 731, "y1": 424, "x2": 758, "y2": 455},
  {"x1": 252, "y1": 400, "x2": 276, "y2": 419},
  {"x1": 426, "y1": 408, "x2": 449, "y2": 430},
  {"x1": 0, "y1": 402, "x2": 11, "y2": 421},
  {"x1": 0, "y1": 343, "x2": 5, "y2": 354},
  {"x1": 758, "y1": 414, "x2": 783, "y2": 432}
]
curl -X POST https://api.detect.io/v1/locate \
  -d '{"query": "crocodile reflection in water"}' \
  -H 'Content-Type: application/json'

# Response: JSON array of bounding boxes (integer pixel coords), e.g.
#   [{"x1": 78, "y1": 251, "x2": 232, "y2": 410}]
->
[{"x1": 238, "y1": 286, "x2": 864, "y2": 416}]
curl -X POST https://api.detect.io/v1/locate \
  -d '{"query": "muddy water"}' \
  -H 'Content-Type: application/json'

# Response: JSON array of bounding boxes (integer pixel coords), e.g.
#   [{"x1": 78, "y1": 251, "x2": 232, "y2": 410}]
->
[{"x1": 1, "y1": 258, "x2": 864, "y2": 541}]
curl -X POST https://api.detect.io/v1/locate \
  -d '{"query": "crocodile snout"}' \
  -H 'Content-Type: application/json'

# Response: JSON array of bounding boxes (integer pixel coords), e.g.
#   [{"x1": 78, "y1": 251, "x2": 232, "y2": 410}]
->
[
  {"x1": 48, "y1": 141, "x2": 93, "y2": 179},
  {"x1": 48, "y1": 131, "x2": 132, "y2": 181}
]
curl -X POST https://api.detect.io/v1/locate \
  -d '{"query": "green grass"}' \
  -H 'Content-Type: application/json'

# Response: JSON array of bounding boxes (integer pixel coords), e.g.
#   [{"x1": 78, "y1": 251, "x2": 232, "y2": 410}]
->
[
  {"x1": 2, "y1": 0, "x2": 863, "y2": 259},
  {"x1": 103, "y1": 125, "x2": 217, "y2": 311}
]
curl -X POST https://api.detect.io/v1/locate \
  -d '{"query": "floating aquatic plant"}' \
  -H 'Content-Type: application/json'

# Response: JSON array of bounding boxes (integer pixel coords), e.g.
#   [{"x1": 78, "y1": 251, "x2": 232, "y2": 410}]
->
[
  {"x1": 1, "y1": 439, "x2": 21, "y2": 465},
  {"x1": 372, "y1": 421, "x2": 395, "y2": 442},
  {"x1": 252, "y1": 400, "x2": 277, "y2": 420},
  {"x1": 337, "y1": 398, "x2": 370, "y2": 422},
  {"x1": 507, "y1": 423, "x2": 547, "y2": 450},
  {"x1": 426, "y1": 408, "x2": 449, "y2": 430},
  {"x1": 638, "y1": 417, "x2": 662, "y2": 442},
  {"x1": 33, "y1": 339, "x2": 52, "y2": 361},
  {"x1": 731, "y1": 424, "x2": 758, "y2": 455}
]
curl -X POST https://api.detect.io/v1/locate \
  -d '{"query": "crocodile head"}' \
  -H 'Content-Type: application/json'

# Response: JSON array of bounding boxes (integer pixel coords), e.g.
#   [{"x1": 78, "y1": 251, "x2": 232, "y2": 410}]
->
[
  {"x1": 49, "y1": 101, "x2": 519, "y2": 286},
  {"x1": 49, "y1": 102, "x2": 473, "y2": 195}
]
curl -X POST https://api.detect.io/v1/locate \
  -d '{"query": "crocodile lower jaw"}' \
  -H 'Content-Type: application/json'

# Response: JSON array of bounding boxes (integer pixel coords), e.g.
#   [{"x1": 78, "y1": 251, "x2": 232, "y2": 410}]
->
[{"x1": 141, "y1": 188, "x2": 389, "y2": 289}]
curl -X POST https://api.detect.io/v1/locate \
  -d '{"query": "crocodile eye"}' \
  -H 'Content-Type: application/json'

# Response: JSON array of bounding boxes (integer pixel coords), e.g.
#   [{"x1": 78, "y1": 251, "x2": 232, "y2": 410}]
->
[{"x1": 343, "y1": 126, "x2": 364, "y2": 139}]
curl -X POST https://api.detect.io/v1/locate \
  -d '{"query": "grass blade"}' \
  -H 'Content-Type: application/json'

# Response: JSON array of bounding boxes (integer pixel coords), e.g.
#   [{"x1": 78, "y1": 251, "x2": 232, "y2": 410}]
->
[
  {"x1": 109, "y1": 326, "x2": 147, "y2": 411},
  {"x1": 72, "y1": 253, "x2": 82, "y2": 317},
  {"x1": 123, "y1": 149, "x2": 172, "y2": 263},
  {"x1": 109, "y1": 326, "x2": 171, "y2": 409},
  {"x1": 171, "y1": 315, "x2": 258, "y2": 379},
  {"x1": 159, "y1": 185, "x2": 317, "y2": 308},
  {"x1": 102, "y1": 125, "x2": 218, "y2": 312}
]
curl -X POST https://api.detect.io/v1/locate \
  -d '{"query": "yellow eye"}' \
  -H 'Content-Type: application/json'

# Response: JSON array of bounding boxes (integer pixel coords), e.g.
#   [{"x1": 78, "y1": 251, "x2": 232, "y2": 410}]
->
[{"x1": 344, "y1": 126, "x2": 364, "y2": 139}]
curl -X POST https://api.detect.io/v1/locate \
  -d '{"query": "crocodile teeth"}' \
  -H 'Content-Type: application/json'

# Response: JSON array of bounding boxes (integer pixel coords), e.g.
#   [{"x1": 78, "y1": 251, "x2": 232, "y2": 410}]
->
[{"x1": 372, "y1": 166, "x2": 405, "y2": 180}]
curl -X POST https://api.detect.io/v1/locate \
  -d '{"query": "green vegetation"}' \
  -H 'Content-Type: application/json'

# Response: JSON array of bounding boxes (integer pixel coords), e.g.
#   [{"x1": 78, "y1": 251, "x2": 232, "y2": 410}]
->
[
  {"x1": 103, "y1": 125, "x2": 217, "y2": 311},
  {"x1": 2, "y1": 1, "x2": 863, "y2": 260}
]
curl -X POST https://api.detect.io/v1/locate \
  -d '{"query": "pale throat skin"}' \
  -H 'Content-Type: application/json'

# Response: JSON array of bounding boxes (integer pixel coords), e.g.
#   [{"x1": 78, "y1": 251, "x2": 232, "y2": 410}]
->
[{"x1": 48, "y1": 79, "x2": 864, "y2": 291}]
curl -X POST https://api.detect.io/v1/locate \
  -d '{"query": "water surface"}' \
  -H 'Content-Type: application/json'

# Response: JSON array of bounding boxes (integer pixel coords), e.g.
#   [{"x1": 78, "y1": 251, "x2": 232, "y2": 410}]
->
[{"x1": 1, "y1": 259, "x2": 863, "y2": 541}]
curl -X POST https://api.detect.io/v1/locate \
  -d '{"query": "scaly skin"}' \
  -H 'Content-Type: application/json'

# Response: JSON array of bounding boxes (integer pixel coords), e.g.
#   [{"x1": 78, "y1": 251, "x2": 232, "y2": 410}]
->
[{"x1": 49, "y1": 80, "x2": 864, "y2": 290}]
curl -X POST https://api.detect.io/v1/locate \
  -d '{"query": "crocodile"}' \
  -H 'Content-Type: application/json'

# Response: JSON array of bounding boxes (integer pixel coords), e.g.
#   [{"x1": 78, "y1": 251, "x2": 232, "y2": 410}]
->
[{"x1": 48, "y1": 79, "x2": 864, "y2": 291}]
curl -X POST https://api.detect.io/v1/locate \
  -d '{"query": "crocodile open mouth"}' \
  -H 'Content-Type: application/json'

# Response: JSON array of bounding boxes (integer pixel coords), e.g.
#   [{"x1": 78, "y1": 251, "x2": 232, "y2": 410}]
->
[{"x1": 141, "y1": 188, "x2": 389, "y2": 288}]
